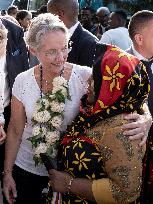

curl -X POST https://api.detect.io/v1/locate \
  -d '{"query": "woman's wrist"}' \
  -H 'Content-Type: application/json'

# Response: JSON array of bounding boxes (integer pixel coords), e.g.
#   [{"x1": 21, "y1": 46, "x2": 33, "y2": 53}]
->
[{"x1": 2, "y1": 168, "x2": 13, "y2": 176}]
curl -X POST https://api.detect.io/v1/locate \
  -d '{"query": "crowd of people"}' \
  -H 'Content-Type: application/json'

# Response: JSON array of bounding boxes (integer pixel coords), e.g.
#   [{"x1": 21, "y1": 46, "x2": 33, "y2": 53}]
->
[{"x1": 0, "y1": 0, "x2": 153, "y2": 203}]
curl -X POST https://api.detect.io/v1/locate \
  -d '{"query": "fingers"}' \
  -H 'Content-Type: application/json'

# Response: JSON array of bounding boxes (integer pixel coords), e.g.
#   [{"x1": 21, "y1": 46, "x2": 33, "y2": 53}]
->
[
  {"x1": 128, "y1": 133, "x2": 144, "y2": 140},
  {"x1": 124, "y1": 113, "x2": 139, "y2": 121},
  {"x1": 0, "y1": 126, "x2": 6, "y2": 144},
  {"x1": 123, "y1": 127, "x2": 142, "y2": 136},
  {"x1": 3, "y1": 188, "x2": 16, "y2": 204},
  {"x1": 3, "y1": 176, "x2": 17, "y2": 204},
  {"x1": 122, "y1": 121, "x2": 141, "y2": 130},
  {"x1": 139, "y1": 135, "x2": 147, "y2": 147}
]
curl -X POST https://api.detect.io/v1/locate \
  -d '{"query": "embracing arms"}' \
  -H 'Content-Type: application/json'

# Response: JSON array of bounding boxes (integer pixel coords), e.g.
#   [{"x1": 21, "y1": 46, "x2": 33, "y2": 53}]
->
[{"x1": 49, "y1": 113, "x2": 145, "y2": 203}]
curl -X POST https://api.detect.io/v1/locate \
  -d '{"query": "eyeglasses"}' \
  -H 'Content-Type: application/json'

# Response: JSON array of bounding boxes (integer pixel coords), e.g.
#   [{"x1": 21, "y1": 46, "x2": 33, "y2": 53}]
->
[{"x1": 41, "y1": 47, "x2": 69, "y2": 58}]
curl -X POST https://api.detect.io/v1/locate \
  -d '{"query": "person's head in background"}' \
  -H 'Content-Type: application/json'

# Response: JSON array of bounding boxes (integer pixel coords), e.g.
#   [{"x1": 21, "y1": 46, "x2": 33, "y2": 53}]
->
[
  {"x1": 1, "y1": 10, "x2": 6, "y2": 16},
  {"x1": 96, "y1": 7, "x2": 110, "y2": 28},
  {"x1": 47, "y1": 0, "x2": 79, "y2": 28},
  {"x1": 0, "y1": 19, "x2": 8, "y2": 58},
  {"x1": 37, "y1": 5, "x2": 47, "y2": 15},
  {"x1": 128, "y1": 10, "x2": 153, "y2": 59},
  {"x1": 109, "y1": 9, "x2": 127, "y2": 29},
  {"x1": 16, "y1": 10, "x2": 32, "y2": 31},
  {"x1": 7, "y1": 5, "x2": 18, "y2": 18},
  {"x1": 25, "y1": 13, "x2": 69, "y2": 71},
  {"x1": 80, "y1": 7, "x2": 94, "y2": 30}
]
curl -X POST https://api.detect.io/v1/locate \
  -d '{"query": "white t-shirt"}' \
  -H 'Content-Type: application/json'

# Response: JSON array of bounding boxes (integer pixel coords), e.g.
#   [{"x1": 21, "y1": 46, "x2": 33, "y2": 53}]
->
[
  {"x1": 100, "y1": 27, "x2": 132, "y2": 51},
  {"x1": 12, "y1": 64, "x2": 92, "y2": 176}
]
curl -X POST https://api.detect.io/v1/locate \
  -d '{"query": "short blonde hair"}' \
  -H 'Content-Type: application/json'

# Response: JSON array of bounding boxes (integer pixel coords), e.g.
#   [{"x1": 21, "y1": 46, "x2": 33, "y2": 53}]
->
[{"x1": 25, "y1": 13, "x2": 69, "y2": 50}]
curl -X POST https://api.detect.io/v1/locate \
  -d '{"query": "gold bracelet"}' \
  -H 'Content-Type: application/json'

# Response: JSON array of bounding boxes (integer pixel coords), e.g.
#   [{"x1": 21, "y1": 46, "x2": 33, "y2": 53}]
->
[
  {"x1": 2, "y1": 169, "x2": 13, "y2": 176},
  {"x1": 67, "y1": 177, "x2": 74, "y2": 194}
]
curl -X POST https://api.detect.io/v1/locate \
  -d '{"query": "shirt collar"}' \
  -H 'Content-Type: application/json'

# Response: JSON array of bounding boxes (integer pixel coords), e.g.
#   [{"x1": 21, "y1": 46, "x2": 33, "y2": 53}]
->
[
  {"x1": 132, "y1": 45, "x2": 152, "y2": 62},
  {"x1": 68, "y1": 21, "x2": 80, "y2": 38}
]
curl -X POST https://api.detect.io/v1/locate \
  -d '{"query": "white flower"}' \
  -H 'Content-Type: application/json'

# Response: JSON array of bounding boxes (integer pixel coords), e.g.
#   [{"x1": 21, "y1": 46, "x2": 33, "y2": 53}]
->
[
  {"x1": 50, "y1": 116, "x2": 62, "y2": 129},
  {"x1": 35, "y1": 143, "x2": 48, "y2": 157},
  {"x1": 33, "y1": 110, "x2": 51, "y2": 123},
  {"x1": 32, "y1": 126, "x2": 41, "y2": 136},
  {"x1": 50, "y1": 101, "x2": 64, "y2": 113},
  {"x1": 41, "y1": 127, "x2": 47, "y2": 135},
  {"x1": 49, "y1": 94, "x2": 56, "y2": 100},
  {"x1": 52, "y1": 76, "x2": 68, "y2": 87},
  {"x1": 52, "y1": 86, "x2": 68, "y2": 97},
  {"x1": 45, "y1": 131, "x2": 60, "y2": 145}
]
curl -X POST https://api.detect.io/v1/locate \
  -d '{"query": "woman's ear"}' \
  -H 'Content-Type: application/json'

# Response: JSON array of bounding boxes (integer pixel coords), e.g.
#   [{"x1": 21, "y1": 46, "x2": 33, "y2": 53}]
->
[{"x1": 29, "y1": 47, "x2": 37, "y2": 56}]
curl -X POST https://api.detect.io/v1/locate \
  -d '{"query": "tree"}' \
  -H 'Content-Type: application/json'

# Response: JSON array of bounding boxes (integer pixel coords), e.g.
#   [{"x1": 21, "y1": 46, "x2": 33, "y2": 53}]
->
[{"x1": 121, "y1": 0, "x2": 153, "y2": 15}]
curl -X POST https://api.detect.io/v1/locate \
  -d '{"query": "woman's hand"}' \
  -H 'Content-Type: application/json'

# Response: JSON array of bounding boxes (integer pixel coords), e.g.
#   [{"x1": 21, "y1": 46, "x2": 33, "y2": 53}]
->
[
  {"x1": 122, "y1": 112, "x2": 152, "y2": 146},
  {"x1": 0, "y1": 125, "x2": 6, "y2": 145},
  {"x1": 48, "y1": 169, "x2": 72, "y2": 193},
  {"x1": 49, "y1": 169, "x2": 95, "y2": 201},
  {"x1": 3, "y1": 174, "x2": 17, "y2": 204}
]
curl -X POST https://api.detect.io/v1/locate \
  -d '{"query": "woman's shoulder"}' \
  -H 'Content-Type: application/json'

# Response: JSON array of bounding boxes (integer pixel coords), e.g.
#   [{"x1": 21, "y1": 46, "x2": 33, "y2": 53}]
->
[
  {"x1": 15, "y1": 67, "x2": 34, "y2": 82},
  {"x1": 72, "y1": 64, "x2": 92, "y2": 77}
]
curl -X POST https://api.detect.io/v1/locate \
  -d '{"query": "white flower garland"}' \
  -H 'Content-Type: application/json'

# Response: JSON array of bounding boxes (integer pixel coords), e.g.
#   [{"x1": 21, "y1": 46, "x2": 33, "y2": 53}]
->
[{"x1": 28, "y1": 76, "x2": 70, "y2": 165}]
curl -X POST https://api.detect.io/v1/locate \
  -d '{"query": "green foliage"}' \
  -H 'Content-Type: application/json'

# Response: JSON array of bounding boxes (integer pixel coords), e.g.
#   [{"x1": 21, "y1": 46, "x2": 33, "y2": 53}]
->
[
  {"x1": 121, "y1": 0, "x2": 153, "y2": 15},
  {"x1": 34, "y1": 155, "x2": 43, "y2": 166},
  {"x1": 27, "y1": 134, "x2": 45, "y2": 148}
]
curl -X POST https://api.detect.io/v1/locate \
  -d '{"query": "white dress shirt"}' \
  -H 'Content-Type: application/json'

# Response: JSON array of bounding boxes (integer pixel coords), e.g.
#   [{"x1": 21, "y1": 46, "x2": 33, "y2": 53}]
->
[
  {"x1": 132, "y1": 45, "x2": 153, "y2": 75},
  {"x1": 68, "y1": 21, "x2": 80, "y2": 37}
]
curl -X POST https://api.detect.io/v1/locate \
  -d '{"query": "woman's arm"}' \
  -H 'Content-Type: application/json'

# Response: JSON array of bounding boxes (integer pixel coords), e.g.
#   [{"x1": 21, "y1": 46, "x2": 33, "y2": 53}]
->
[
  {"x1": 3, "y1": 95, "x2": 26, "y2": 204},
  {"x1": 49, "y1": 169, "x2": 96, "y2": 202}
]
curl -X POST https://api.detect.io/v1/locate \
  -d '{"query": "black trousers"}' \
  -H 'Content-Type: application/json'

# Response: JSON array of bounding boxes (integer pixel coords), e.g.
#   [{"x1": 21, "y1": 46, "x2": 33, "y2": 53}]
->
[{"x1": 12, "y1": 165, "x2": 49, "y2": 204}]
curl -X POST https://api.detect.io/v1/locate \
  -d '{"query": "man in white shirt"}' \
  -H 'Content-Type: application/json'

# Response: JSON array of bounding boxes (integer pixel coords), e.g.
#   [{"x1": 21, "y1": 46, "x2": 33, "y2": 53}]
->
[
  {"x1": 100, "y1": 10, "x2": 132, "y2": 50},
  {"x1": 127, "y1": 10, "x2": 153, "y2": 203}
]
